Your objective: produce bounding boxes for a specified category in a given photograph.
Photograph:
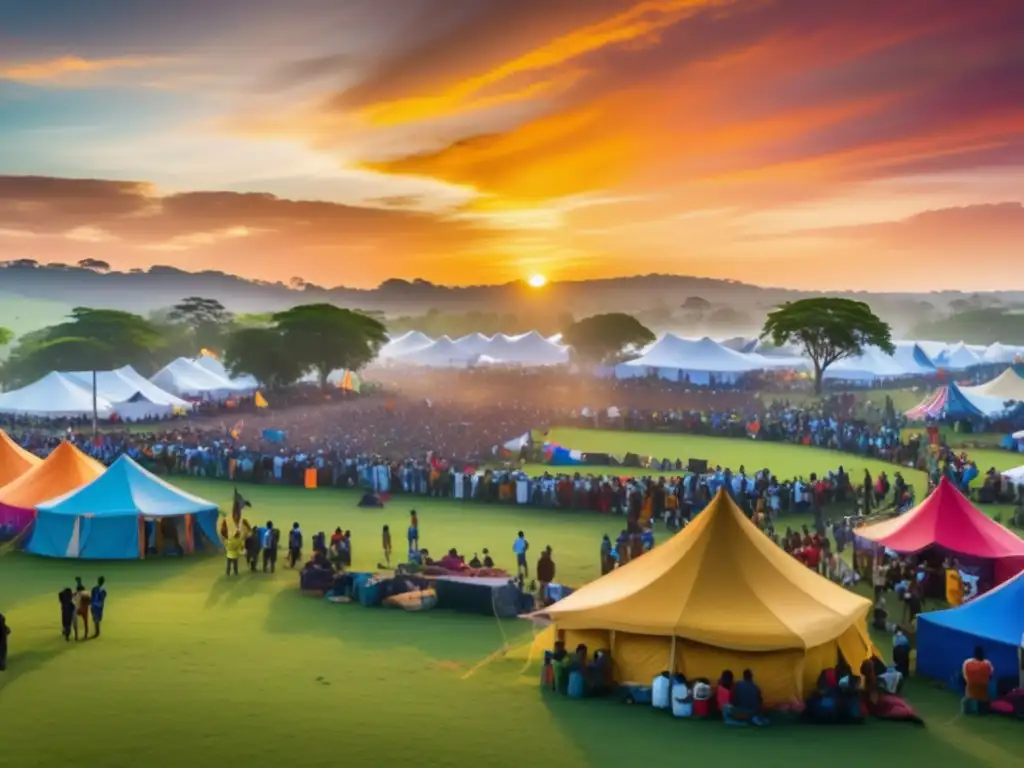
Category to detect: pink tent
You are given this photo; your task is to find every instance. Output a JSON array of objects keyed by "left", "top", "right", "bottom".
[{"left": 856, "top": 476, "right": 1024, "bottom": 586}]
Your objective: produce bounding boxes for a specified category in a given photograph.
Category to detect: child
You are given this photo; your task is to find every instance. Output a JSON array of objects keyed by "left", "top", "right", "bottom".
[
  {"left": 73, "top": 577, "right": 91, "bottom": 641},
  {"left": 90, "top": 577, "right": 107, "bottom": 638},
  {"left": 287, "top": 522, "right": 302, "bottom": 568},
  {"left": 482, "top": 548, "right": 494, "bottom": 568},
  {"left": 408, "top": 510, "right": 419, "bottom": 551},
  {"left": 382, "top": 524, "right": 392, "bottom": 566}
]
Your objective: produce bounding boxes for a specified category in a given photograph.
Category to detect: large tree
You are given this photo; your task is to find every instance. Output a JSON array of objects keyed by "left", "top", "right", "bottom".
[
  {"left": 2, "top": 308, "right": 168, "bottom": 385},
  {"left": 761, "top": 297, "right": 894, "bottom": 393},
  {"left": 167, "top": 296, "right": 235, "bottom": 353},
  {"left": 272, "top": 304, "right": 387, "bottom": 387},
  {"left": 223, "top": 327, "right": 306, "bottom": 391},
  {"left": 563, "top": 313, "right": 656, "bottom": 364}
]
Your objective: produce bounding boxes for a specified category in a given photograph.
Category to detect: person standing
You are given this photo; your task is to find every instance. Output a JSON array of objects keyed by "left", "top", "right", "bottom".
[
  {"left": 287, "top": 522, "right": 303, "bottom": 568},
  {"left": 73, "top": 577, "right": 91, "bottom": 641},
  {"left": 382, "top": 524, "right": 392, "bottom": 566},
  {"left": 58, "top": 587, "right": 75, "bottom": 641},
  {"left": 262, "top": 520, "right": 279, "bottom": 573},
  {"left": 224, "top": 530, "right": 242, "bottom": 576},
  {"left": 0, "top": 612, "right": 9, "bottom": 672},
  {"left": 408, "top": 510, "right": 419, "bottom": 552},
  {"left": 537, "top": 546, "right": 555, "bottom": 605},
  {"left": 90, "top": 577, "right": 107, "bottom": 638},
  {"left": 513, "top": 531, "right": 529, "bottom": 578}
]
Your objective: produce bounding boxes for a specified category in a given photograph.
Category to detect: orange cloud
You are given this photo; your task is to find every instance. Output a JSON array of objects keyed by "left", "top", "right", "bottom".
[{"left": 0, "top": 55, "right": 167, "bottom": 84}]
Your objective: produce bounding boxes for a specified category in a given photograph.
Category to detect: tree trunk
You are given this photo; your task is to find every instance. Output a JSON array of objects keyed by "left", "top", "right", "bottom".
[{"left": 813, "top": 363, "right": 823, "bottom": 394}]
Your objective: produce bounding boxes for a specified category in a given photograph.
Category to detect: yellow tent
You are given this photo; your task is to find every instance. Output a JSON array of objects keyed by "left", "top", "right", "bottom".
[
  {"left": 0, "top": 429, "right": 42, "bottom": 488},
  {"left": 532, "top": 489, "right": 873, "bottom": 703},
  {"left": 962, "top": 368, "right": 1024, "bottom": 400}
]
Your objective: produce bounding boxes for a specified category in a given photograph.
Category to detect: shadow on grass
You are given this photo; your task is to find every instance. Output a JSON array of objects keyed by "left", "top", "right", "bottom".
[
  {"left": 261, "top": 584, "right": 533, "bottom": 666},
  {"left": 0, "top": 641, "right": 69, "bottom": 692}
]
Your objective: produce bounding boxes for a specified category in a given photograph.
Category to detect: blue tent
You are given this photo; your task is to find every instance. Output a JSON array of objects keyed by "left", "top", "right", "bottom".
[
  {"left": 26, "top": 455, "right": 221, "bottom": 559},
  {"left": 916, "top": 569, "right": 1024, "bottom": 688}
]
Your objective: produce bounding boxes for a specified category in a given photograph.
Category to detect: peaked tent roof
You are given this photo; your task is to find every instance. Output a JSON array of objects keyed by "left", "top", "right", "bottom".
[
  {"left": 534, "top": 489, "right": 871, "bottom": 651},
  {"left": 962, "top": 368, "right": 1024, "bottom": 401},
  {"left": 892, "top": 342, "right": 937, "bottom": 373},
  {"left": 0, "top": 371, "right": 115, "bottom": 418},
  {"left": 379, "top": 331, "right": 433, "bottom": 359},
  {"left": 64, "top": 368, "right": 189, "bottom": 408},
  {"left": 493, "top": 331, "right": 570, "bottom": 365},
  {"left": 918, "top": 567, "right": 1024, "bottom": 647},
  {"left": 0, "top": 429, "right": 42, "bottom": 487},
  {"left": 981, "top": 342, "right": 1016, "bottom": 364},
  {"left": 856, "top": 476, "right": 1024, "bottom": 560},
  {"left": 392, "top": 336, "right": 475, "bottom": 366},
  {"left": 935, "top": 342, "right": 981, "bottom": 371},
  {"left": 626, "top": 335, "right": 765, "bottom": 373},
  {"left": 150, "top": 357, "right": 241, "bottom": 397},
  {"left": 824, "top": 346, "right": 911, "bottom": 380},
  {"left": 193, "top": 355, "right": 259, "bottom": 390},
  {"left": 0, "top": 441, "right": 105, "bottom": 508},
  {"left": 37, "top": 454, "right": 218, "bottom": 517},
  {"left": 452, "top": 333, "right": 494, "bottom": 356}
]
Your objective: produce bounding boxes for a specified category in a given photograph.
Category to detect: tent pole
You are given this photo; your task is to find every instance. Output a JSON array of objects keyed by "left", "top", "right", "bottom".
[
  {"left": 92, "top": 369, "right": 98, "bottom": 437},
  {"left": 669, "top": 636, "right": 676, "bottom": 675}
]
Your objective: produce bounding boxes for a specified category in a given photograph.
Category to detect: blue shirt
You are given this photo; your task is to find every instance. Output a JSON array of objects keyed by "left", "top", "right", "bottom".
[
  {"left": 513, "top": 537, "right": 528, "bottom": 555},
  {"left": 731, "top": 680, "right": 760, "bottom": 712},
  {"left": 91, "top": 586, "right": 107, "bottom": 610}
]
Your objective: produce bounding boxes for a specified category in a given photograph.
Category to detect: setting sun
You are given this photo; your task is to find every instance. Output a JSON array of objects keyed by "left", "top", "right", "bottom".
[{"left": 527, "top": 274, "right": 548, "bottom": 288}]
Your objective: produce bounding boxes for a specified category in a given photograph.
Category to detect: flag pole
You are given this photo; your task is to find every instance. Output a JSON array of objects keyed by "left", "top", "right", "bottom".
[{"left": 92, "top": 369, "right": 98, "bottom": 437}]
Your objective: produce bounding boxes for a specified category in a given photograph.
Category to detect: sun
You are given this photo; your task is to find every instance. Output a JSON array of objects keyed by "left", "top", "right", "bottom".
[{"left": 527, "top": 274, "right": 548, "bottom": 288}]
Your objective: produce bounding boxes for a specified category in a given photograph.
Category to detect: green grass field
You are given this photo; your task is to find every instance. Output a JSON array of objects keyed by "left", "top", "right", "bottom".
[{"left": 3, "top": 433, "right": 1024, "bottom": 766}]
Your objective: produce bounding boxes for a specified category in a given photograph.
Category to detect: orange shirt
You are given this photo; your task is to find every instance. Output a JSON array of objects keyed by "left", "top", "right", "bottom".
[{"left": 963, "top": 658, "right": 993, "bottom": 701}]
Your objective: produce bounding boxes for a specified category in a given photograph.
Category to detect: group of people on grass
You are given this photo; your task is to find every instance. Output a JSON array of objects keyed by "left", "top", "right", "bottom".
[{"left": 56, "top": 576, "right": 107, "bottom": 642}]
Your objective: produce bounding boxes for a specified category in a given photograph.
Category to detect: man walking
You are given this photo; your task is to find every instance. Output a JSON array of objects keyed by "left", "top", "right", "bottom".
[
  {"left": 262, "top": 520, "right": 279, "bottom": 573},
  {"left": 90, "top": 576, "right": 107, "bottom": 638}
]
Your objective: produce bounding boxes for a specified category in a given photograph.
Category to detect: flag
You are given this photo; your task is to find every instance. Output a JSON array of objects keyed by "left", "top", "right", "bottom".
[
  {"left": 340, "top": 371, "right": 353, "bottom": 391},
  {"left": 200, "top": 348, "right": 218, "bottom": 360},
  {"left": 255, "top": 392, "right": 269, "bottom": 409},
  {"left": 230, "top": 419, "right": 244, "bottom": 439}
]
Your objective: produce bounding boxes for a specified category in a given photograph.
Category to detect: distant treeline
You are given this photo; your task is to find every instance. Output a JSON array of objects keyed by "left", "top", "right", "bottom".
[{"left": 912, "top": 309, "right": 1024, "bottom": 345}]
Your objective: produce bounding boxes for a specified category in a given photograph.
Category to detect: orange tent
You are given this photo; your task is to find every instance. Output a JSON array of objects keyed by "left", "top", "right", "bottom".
[
  {"left": 0, "top": 429, "right": 42, "bottom": 488},
  {"left": 0, "top": 441, "right": 105, "bottom": 510}
]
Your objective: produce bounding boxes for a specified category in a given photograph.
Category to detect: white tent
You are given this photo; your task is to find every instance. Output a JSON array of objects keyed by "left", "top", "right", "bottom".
[
  {"left": 452, "top": 333, "right": 494, "bottom": 356},
  {"left": 149, "top": 358, "right": 244, "bottom": 400},
  {"left": 489, "top": 331, "right": 569, "bottom": 366},
  {"left": 194, "top": 354, "right": 258, "bottom": 391},
  {"left": 616, "top": 335, "right": 765, "bottom": 384},
  {"left": 0, "top": 371, "right": 115, "bottom": 418},
  {"left": 1003, "top": 466, "right": 1024, "bottom": 486},
  {"left": 391, "top": 336, "right": 476, "bottom": 368},
  {"left": 63, "top": 367, "right": 190, "bottom": 421},
  {"left": 379, "top": 331, "right": 433, "bottom": 359},
  {"left": 891, "top": 342, "right": 937, "bottom": 374},
  {"left": 823, "top": 346, "right": 914, "bottom": 382},
  {"left": 934, "top": 342, "right": 981, "bottom": 371},
  {"left": 982, "top": 343, "right": 1017, "bottom": 364}
]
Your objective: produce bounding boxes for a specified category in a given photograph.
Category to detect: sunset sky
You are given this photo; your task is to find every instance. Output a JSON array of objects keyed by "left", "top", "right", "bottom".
[{"left": 2, "top": 0, "right": 1023, "bottom": 290}]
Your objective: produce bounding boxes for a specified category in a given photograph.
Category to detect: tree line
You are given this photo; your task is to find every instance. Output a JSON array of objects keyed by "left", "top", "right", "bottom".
[
  {"left": 0, "top": 298, "right": 387, "bottom": 391},
  {"left": 0, "top": 296, "right": 894, "bottom": 396}
]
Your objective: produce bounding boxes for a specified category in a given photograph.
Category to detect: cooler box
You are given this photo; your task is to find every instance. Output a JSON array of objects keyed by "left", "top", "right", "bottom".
[{"left": 358, "top": 579, "right": 384, "bottom": 607}]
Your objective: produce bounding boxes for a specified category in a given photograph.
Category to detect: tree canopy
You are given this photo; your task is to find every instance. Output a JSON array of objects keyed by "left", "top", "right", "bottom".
[
  {"left": 272, "top": 304, "right": 387, "bottom": 387},
  {"left": 0, "top": 308, "right": 167, "bottom": 386},
  {"left": 761, "top": 297, "right": 893, "bottom": 393},
  {"left": 223, "top": 327, "right": 306, "bottom": 391},
  {"left": 0, "top": 326, "right": 12, "bottom": 348},
  {"left": 167, "top": 296, "right": 236, "bottom": 354},
  {"left": 562, "top": 313, "right": 655, "bottom": 364}
]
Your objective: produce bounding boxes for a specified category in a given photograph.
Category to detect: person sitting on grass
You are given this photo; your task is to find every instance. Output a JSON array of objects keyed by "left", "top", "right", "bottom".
[
  {"left": 725, "top": 669, "right": 768, "bottom": 726},
  {"left": 437, "top": 548, "right": 467, "bottom": 571},
  {"left": 962, "top": 646, "right": 994, "bottom": 714},
  {"left": 482, "top": 549, "right": 494, "bottom": 568},
  {"left": 715, "top": 670, "right": 734, "bottom": 715},
  {"left": 468, "top": 552, "right": 482, "bottom": 568}
]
